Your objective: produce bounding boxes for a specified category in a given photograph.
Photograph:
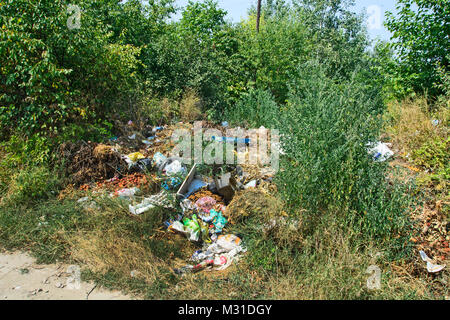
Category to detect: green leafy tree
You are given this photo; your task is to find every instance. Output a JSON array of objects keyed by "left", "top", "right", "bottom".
[
  {"left": 144, "top": 0, "right": 232, "bottom": 117},
  {"left": 0, "top": 0, "right": 145, "bottom": 138},
  {"left": 180, "top": 0, "right": 227, "bottom": 40},
  {"left": 293, "top": 0, "right": 369, "bottom": 80},
  {"left": 385, "top": 0, "right": 450, "bottom": 97}
]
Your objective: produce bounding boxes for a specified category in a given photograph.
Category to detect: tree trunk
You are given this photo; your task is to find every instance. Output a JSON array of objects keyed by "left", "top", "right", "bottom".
[{"left": 256, "top": 0, "right": 262, "bottom": 32}]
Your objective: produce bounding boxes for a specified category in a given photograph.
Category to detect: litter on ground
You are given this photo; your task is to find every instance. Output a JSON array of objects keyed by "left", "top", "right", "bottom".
[
  {"left": 367, "top": 141, "right": 394, "bottom": 162},
  {"left": 63, "top": 121, "right": 279, "bottom": 274},
  {"left": 419, "top": 250, "right": 446, "bottom": 273}
]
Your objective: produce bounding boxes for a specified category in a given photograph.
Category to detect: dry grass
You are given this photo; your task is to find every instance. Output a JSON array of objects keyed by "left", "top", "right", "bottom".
[
  {"left": 65, "top": 199, "right": 198, "bottom": 291},
  {"left": 133, "top": 89, "right": 202, "bottom": 127},
  {"left": 160, "top": 97, "right": 178, "bottom": 119},
  {"left": 386, "top": 97, "right": 449, "bottom": 155},
  {"left": 159, "top": 216, "right": 437, "bottom": 300},
  {"left": 69, "top": 230, "right": 167, "bottom": 284},
  {"left": 135, "top": 94, "right": 178, "bottom": 127},
  {"left": 179, "top": 89, "right": 202, "bottom": 122},
  {"left": 225, "top": 188, "right": 284, "bottom": 224},
  {"left": 387, "top": 98, "right": 434, "bottom": 153}
]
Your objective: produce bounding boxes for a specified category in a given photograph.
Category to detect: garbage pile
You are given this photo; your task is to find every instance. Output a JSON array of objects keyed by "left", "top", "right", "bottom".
[
  {"left": 59, "top": 141, "right": 129, "bottom": 186},
  {"left": 174, "top": 234, "right": 246, "bottom": 274},
  {"left": 59, "top": 121, "right": 277, "bottom": 275}
]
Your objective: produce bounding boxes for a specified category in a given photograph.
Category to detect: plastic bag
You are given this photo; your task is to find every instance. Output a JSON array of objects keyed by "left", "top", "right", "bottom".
[
  {"left": 168, "top": 221, "right": 188, "bottom": 236},
  {"left": 180, "top": 199, "right": 195, "bottom": 213},
  {"left": 195, "top": 197, "right": 217, "bottom": 213},
  {"left": 128, "top": 152, "right": 145, "bottom": 162},
  {"left": 419, "top": 250, "right": 446, "bottom": 273},
  {"left": 367, "top": 141, "right": 394, "bottom": 162},
  {"left": 183, "top": 215, "right": 201, "bottom": 242},
  {"left": 114, "top": 187, "right": 140, "bottom": 199},
  {"left": 210, "top": 209, "right": 227, "bottom": 233},
  {"left": 215, "top": 234, "right": 243, "bottom": 252},
  {"left": 152, "top": 152, "right": 167, "bottom": 169},
  {"left": 163, "top": 159, "right": 186, "bottom": 176}
]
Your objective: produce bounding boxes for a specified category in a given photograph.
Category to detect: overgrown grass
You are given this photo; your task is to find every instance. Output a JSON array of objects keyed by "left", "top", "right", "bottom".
[
  {"left": 0, "top": 199, "right": 85, "bottom": 263},
  {"left": 226, "top": 63, "right": 414, "bottom": 240},
  {"left": 0, "top": 178, "right": 439, "bottom": 299},
  {"left": 386, "top": 97, "right": 449, "bottom": 202},
  {"left": 0, "top": 83, "right": 446, "bottom": 300},
  {"left": 0, "top": 192, "right": 189, "bottom": 296},
  {"left": 386, "top": 97, "right": 449, "bottom": 159},
  {"left": 132, "top": 88, "right": 204, "bottom": 127}
]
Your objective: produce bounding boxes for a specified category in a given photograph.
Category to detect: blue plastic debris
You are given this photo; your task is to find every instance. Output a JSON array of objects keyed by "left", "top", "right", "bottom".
[
  {"left": 211, "top": 136, "right": 250, "bottom": 144},
  {"left": 210, "top": 209, "right": 227, "bottom": 233},
  {"left": 432, "top": 119, "right": 440, "bottom": 126},
  {"left": 185, "top": 179, "right": 207, "bottom": 198},
  {"left": 162, "top": 177, "right": 183, "bottom": 190}
]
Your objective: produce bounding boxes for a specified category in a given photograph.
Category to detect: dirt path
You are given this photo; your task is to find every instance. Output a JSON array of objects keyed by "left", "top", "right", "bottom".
[{"left": 0, "top": 251, "right": 133, "bottom": 300}]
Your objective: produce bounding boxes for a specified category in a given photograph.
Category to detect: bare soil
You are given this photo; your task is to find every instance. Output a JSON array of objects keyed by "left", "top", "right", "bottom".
[{"left": 0, "top": 251, "right": 133, "bottom": 300}]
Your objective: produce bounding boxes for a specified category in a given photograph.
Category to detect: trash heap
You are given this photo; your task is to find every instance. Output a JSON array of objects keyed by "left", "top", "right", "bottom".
[
  {"left": 59, "top": 141, "right": 129, "bottom": 186},
  {"left": 144, "top": 155, "right": 250, "bottom": 274},
  {"left": 174, "top": 234, "right": 246, "bottom": 274},
  {"left": 60, "top": 121, "right": 407, "bottom": 275},
  {"left": 60, "top": 121, "right": 277, "bottom": 275}
]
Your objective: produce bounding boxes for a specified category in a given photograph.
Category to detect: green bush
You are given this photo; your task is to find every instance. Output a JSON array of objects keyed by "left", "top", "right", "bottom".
[
  {"left": 1, "top": 135, "right": 52, "bottom": 167},
  {"left": 144, "top": 0, "right": 371, "bottom": 120},
  {"left": 274, "top": 62, "right": 411, "bottom": 238},
  {"left": 0, "top": 0, "right": 142, "bottom": 139},
  {"left": 412, "top": 136, "right": 449, "bottom": 171},
  {"left": 58, "top": 121, "right": 114, "bottom": 143},
  {"left": 225, "top": 88, "right": 279, "bottom": 128},
  {"left": 385, "top": 0, "right": 450, "bottom": 98},
  {"left": 3, "top": 166, "right": 61, "bottom": 205}
]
